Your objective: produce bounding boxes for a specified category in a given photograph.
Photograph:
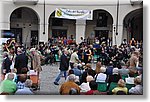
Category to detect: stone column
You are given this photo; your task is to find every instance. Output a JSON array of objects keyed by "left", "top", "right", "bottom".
[
  {"left": 76, "top": 20, "right": 86, "bottom": 44},
  {"left": 39, "top": 22, "right": 49, "bottom": 43}
]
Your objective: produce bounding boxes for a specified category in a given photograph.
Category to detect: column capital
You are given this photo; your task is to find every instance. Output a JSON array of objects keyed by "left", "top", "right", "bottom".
[{"left": 39, "top": 23, "right": 49, "bottom": 25}]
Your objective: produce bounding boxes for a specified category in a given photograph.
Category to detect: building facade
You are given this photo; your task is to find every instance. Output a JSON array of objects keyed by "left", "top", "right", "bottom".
[{"left": 0, "top": 0, "right": 143, "bottom": 47}]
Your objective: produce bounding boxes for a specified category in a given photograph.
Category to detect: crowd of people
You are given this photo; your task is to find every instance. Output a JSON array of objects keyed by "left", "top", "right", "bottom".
[{"left": 0, "top": 36, "right": 143, "bottom": 95}]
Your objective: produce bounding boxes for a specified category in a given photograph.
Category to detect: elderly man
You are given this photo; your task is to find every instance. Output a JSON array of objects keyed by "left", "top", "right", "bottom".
[
  {"left": 0, "top": 73, "right": 17, "bottom": 94},
  {"left": 54, "top": 49, "right": 70, "bottom": 85},
  {"left": 59, "top": 74, "right": 80, "bottom": 95},
  {"left": 30, "top": 48, "right": 42, "bottom": 72}
]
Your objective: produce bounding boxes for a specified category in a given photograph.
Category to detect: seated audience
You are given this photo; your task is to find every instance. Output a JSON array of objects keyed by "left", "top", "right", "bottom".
[
  {"left": 112, "top": 79, "right": 128, "bottom": 95},
  {"left": 4, "top": 68, "right": 17, "bottom": 82},
  {"left": 95, "top": 67, "right": 107, "bottom": 83},
  {"left": 15, "top": 79, "right": 34, "bottom": 95},
  {"left": 72, "top": 63, "right": 82, "bottom": 76},
  {"left": 129, "top": 76, "right": 143, "bottom": 95},
  {"left": 107, "top": 68, "right": 121, "bottom": 87},
  {"left": 80, "top": 63, "right": 96, "bottom": 84},
  {"left": 17, "top": 74, "right": 27, "bottom": 89},
  {"left": 69, "top": 88, "right": 80, "bottom": 95},
  {"left": 95, "top": 61, "right": 102, "bottom": 74},
  {"left": 0, "top": 73, "right": 17, "bottom": 94},
  {"left": 118, "top": 63, "right": 129, "bottom": 76},
  {"left": 85, "top": 80, "right": 100, "bottom": 95},
  {"left": 125, "top": 72, "right": 135, "bottom": 84},
  {"left": 105, "top": 61, "right": 114, "bottom": 75},
  {"left": 80, "top": 75, "right": 94, "bottom": 92},
  {"left": 60, "top": 74, "right": 81, "bottom": 95}
]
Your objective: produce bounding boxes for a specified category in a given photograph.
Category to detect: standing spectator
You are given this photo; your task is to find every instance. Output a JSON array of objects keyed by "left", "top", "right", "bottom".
[
  {"left": 2, "top": 52, "right": 12, "bottom": 74},
  {"left": 9, "top": 48, "right": 16, "bottom": 72},
  {"left": 30, "top": 48, "right": 42, "bottom": 73},
  {"left": 127, "top": 51, "right": 139, "bottom": 69},
  {"left": 70, "top": 49, "right": 81, "bottom": 69},
  {"left": 59, "top": 74, "right": 80, "bottom": 95},
  {"left": 54, "top": 50, "right": 70, "bottom": 85},
  {"left": 14, "top": 48, "right": 28, "bottom": 74},
  {"left": 130, "top": 38, "right": 136, "bottom": 47}
]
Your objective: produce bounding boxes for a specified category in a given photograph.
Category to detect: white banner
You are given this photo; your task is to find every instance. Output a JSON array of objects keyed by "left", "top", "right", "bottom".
[{"left": 55, "top": 8, "right": 93, "bottom": 20}]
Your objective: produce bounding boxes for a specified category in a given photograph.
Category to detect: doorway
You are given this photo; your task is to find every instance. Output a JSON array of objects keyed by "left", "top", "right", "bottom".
[
  {"left": 52, "top": 29, "right": 67, "bottom": 38},
  {"left": 31, "top": 30, "right": 38, "bottom": 47},
  {"left": 10, "top": 28, "right": 22, "bottom": 44},
  {"left": 95, "top": 30, "right": 109, "bottom": 44}
]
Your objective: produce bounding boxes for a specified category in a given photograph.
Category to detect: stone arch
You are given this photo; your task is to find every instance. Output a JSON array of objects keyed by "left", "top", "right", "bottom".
[
  {"left": 85, "top": 9, "right": 114, "bottom": 45},
  {"left": 123, "top": 8, "right": 143, "bottom": 42},
  {"left": 10, "top": 7, "right": 40, "bottom": 47}
]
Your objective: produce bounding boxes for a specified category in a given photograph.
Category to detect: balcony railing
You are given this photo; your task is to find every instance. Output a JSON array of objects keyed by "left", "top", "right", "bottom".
[{"left": 13, "top": 0, "right": 39, "bottom": 5}]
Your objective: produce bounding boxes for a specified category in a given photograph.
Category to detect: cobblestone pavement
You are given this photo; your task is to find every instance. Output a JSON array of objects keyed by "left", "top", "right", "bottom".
[{"left": 35, "top": 63, "right": 96, "bottom": 95}]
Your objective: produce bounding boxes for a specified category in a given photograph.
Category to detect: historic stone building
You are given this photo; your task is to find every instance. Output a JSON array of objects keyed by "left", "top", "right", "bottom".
[{"left": 0, "top": 0, "right": 143, "bottom": 47}]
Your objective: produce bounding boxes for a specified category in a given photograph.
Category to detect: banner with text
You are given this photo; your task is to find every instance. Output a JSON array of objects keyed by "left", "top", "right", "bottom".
[{"left": 55, "top": 8, "right": 93, "bottom": 20}]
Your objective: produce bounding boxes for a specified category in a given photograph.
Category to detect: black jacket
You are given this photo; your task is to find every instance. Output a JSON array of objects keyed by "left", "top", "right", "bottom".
[
  {"left": 2, "top": 57, "right": 12, "bottom": 73},
  {"left": 14, "top": 53, "right": 28, "bottom": 74},
  {"left": 59, "top": 54, "right": 69, "bottom": 71}
]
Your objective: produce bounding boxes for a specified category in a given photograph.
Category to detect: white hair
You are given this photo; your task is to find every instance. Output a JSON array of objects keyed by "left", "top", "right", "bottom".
[{"left": 68, "top": 74, "right": 76, "bottom": 82}]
